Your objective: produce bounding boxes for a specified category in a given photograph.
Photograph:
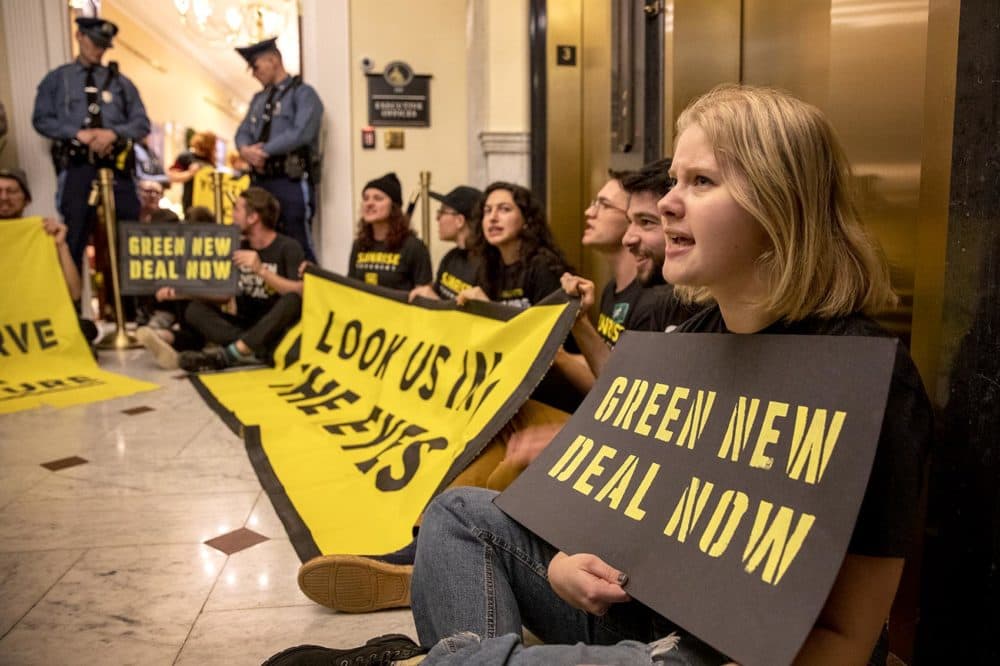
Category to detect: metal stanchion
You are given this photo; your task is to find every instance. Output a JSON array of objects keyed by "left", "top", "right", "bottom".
[
  {"left": 91, "top": 168, "right": 140, "bottom": 350},
  {"left": 419, "top": 171, "right": 431, "bottom": 242},
  {"left": 212, "top": 170, "right": 225, "bottom": 224}
]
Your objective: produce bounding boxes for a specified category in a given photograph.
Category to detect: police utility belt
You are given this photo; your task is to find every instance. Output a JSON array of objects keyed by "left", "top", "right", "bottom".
[
  {"left": 51, "top": 137, "right": 134, "bottom": 174},
  {"left": 259, "top": 146, "right": 313, "bottom": 181}
]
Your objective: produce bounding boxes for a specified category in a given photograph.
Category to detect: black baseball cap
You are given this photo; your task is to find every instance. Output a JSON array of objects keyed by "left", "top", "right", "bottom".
[
  {"left": 429, "top": 186, "right": 483, "bottom": 219},
  {"left": 76, "top": 17, "right": 118, "bottom": 48}
]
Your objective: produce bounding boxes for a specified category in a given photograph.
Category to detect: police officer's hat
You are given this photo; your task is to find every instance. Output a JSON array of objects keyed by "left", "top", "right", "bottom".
[
  {"left": 236, "top": 37, "right": 280, "bottom": 66},
  {"left": 75, "top": 17, "right": 118, "bottom": 48}
]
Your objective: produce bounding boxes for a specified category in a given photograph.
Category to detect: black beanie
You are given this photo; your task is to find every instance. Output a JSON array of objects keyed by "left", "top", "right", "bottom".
[{"left": 363, "top": 172, "right": 402, "bottom": 207}]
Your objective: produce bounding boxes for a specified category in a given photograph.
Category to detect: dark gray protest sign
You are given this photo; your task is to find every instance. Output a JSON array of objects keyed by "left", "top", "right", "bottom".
[
  {"left": 119, "top": 222, "right": 240, "bottom": 296},
  {"left": 495, "top": 331, "right": 897, "bottom": 666}
]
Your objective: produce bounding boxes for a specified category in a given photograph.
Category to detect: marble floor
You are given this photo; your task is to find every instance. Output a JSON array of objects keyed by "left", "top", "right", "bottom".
[{"left": 0, "top": 349, "right": 416, "bottom": 665}]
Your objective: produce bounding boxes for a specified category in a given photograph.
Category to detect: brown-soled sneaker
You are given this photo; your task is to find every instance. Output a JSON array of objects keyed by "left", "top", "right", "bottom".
[
  {"left": 262, "top": 633, "right": 425, "bottom": 665},
  {"left": 136, "top": 326, "right": 179, "bottom": 370},
  {"left": 298, "top": 554, "right": 413, "bottom": 613}
]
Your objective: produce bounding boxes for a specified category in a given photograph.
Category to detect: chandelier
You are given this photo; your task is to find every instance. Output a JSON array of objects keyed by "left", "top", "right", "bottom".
[{"left": 173, "top": 0, "right": 297, "bottom": 47}]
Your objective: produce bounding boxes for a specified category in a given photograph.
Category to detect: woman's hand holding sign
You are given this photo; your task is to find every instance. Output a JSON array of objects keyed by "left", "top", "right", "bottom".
[{"left": 547, "top": 551, "right": 631, "bottom": 616}]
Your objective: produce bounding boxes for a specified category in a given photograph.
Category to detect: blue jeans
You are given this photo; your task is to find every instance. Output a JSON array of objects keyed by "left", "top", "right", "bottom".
[{"left": 412, "top": 488, "right": 730, "bottom": 665}]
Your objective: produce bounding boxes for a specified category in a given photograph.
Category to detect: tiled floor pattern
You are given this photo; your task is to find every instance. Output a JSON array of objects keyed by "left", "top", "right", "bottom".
[{"left": 0, "top": 349, "right": 416, "bottom": 664}]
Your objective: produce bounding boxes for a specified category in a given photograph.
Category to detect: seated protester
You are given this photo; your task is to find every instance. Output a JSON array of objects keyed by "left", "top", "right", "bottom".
[
  {"left": 408, "top": 185, "right": 483, "bottom": 302},
  {"left": 132, "top": 198, "right": 180, "bottom": 327},
  {"left": 561, "top": 159, "right": 699, "bottom": 388},
  {"left": 456, "top": 182, "right": 570, "bottom": 309},
  {"left": 136, "top": 205, "right": 218, "bottom": 361},
  {"left": 269, "top": 85, "right": 933, "bottom": 666},
  {"left": 348, "top": 172, "right": 433, "bottom": 292},
  {"left": 177, "top": 186, "right": 303, "bottom": 371},
  {"left": 553, "top": 167, "right": 638, "bottom": 392},
  {"left": 137, "top": 179, "right": 167, "bottom": 222},
  {"left": 458, "top": 181, "right": 580, "bottom": 411},
  {"left": 0, "top": 167, "right": 97, "bottom": 345}
]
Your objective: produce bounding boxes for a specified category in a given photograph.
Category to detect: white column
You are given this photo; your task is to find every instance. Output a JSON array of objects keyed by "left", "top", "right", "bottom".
[
  {"left": 300, "top": 0, "right": 354, "bottom": 272},
  {"left": 479, "top": 131, "right": 531, "bottom": 186},
  {"left": 1, "top": 0, "right": 71, "bottom": 218},
  {"left": 467, "top": 0, "right": 532, "bottom": 187}
]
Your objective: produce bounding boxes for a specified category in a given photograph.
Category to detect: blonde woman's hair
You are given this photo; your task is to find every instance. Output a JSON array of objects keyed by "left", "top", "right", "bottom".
[{"left": 674, "top": 84, "right": 896, "bottom": 320}]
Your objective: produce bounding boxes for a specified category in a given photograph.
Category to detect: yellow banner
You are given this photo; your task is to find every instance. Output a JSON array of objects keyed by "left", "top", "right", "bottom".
[
  {"left": 191, "top": 166, "right": 250, "bottom": 224},
  {"left": 195, "top": 268, "right": 578, "bottom": 559},
  {"left": 1, "top": 218, "right": 158, "bottom": 414}
]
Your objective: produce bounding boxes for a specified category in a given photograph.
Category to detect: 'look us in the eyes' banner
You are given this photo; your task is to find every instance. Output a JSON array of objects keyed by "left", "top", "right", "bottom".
[
  {"left": 192, "top": 267, "right": 578, "bottom": 561},
  {"left": 496, "top": 331, "right": 899, "bottom": 666}
]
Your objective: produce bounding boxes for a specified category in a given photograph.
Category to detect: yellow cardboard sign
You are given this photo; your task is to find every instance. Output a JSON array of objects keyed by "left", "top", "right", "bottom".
[
  {"left": 195, "top": 269, "right": 578, "bottom": 558},
  {"left": 191, "top": 167, "right": 250, "bottom": 224},
  {"left": 1, "top": 218, "right": 158, "bottom": 414}
]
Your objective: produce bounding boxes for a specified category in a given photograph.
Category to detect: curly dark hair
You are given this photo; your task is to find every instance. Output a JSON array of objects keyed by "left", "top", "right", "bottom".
[
  {"left": 354, "top": 202, "right": 413, "bottom": 252},
  {"left": 468, "top": 182, "right": 571, "bottom": 299}
]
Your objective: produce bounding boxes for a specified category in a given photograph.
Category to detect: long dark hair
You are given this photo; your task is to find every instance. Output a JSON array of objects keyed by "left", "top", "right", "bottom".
[
  {"left": 468, "top": 182, "right": 571, "bottom": 299},
  {"left": 355, "top": 202, "right": 413, "bottom": 252}
]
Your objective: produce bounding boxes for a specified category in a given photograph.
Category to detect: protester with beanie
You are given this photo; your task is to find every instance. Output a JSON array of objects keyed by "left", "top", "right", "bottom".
[{"left": 348, "top": 172, "right": 432, "bottom": 291}]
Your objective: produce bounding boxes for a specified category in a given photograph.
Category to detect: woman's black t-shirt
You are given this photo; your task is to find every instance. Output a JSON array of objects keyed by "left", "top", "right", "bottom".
[
  {"left": 434, "top": 247, "right": 481, "bottom": 299},
  {"left": 677, "top": 305, "right": 932, "bottom": 557},
  {"left": 495, "top": 252, "right": 564, "bottom": 309},
  {"left": 348, "top": 234, "right": 433, "bottom": 292},
  {"left": 630, "top": 285, "right": 702, "bottom": 334}
]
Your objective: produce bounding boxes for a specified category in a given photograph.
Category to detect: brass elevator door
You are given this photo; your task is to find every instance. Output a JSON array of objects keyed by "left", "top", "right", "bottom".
[{"left": 540, "top": 0, "right": 928, "bottom": 343}]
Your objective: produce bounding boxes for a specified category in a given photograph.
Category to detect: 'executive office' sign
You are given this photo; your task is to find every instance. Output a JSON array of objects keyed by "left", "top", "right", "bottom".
[{"left": 366, "top": 61, "right": 431, "bottom": 127}]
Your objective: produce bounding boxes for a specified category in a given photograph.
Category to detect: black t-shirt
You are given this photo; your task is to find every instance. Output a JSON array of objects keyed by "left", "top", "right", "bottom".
[
  {"left": 496, "top": 252, "right": 564, "bottom": 309},
  {"left": 434, "top": 247, "right": 480, "bottom": 299},
  {"left": 596, "top": 279, "right": 645, "bottom": 347},
  {"left": 237, "top": 233, "right": 304, "bottom": 323},
  {"left": 631, "top": 285, "right": 702, "bottom": 334},
  {"left": 348, "top": 234, "right": 433, "bottom": 292},
  {"left": 677, "top": 305, "right": 932, "bottom": 557}
]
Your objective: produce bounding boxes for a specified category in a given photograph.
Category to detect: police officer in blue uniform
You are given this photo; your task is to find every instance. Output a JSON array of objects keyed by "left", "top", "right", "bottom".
[
  {"left": 235, "top": 37, "right": 323, "bottom": 262},
  {"left": 32, "top": 17, "right": 150, "bottom": 269}
]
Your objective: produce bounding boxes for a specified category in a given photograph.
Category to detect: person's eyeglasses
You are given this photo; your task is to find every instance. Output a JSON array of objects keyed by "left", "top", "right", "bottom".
[
  {"left": 589, "top": 198, "right": 628, "bottom": 215},
  {"left": 436, "top": 208, "right": 459, "bottom": 217},
  {"left": 139, "top": 189, "right": 161, "bottom": 196}
]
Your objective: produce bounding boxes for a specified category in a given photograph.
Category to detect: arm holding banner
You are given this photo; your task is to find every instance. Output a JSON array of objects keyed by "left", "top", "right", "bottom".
[
  {"left": 408, "top": 284, "right": 440, "bottom": 302},
  {"left": 42, "top": 218, "right": 81, "bottom": 300},
  {"left": 552, "top": 347, "right": 596, "bottom": 393},
  {"left": 561, "top": 273, "right": 612, "bottom": 378},
  {"left": 456, "top": 286, "right": 490, "bottom": 306}
]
